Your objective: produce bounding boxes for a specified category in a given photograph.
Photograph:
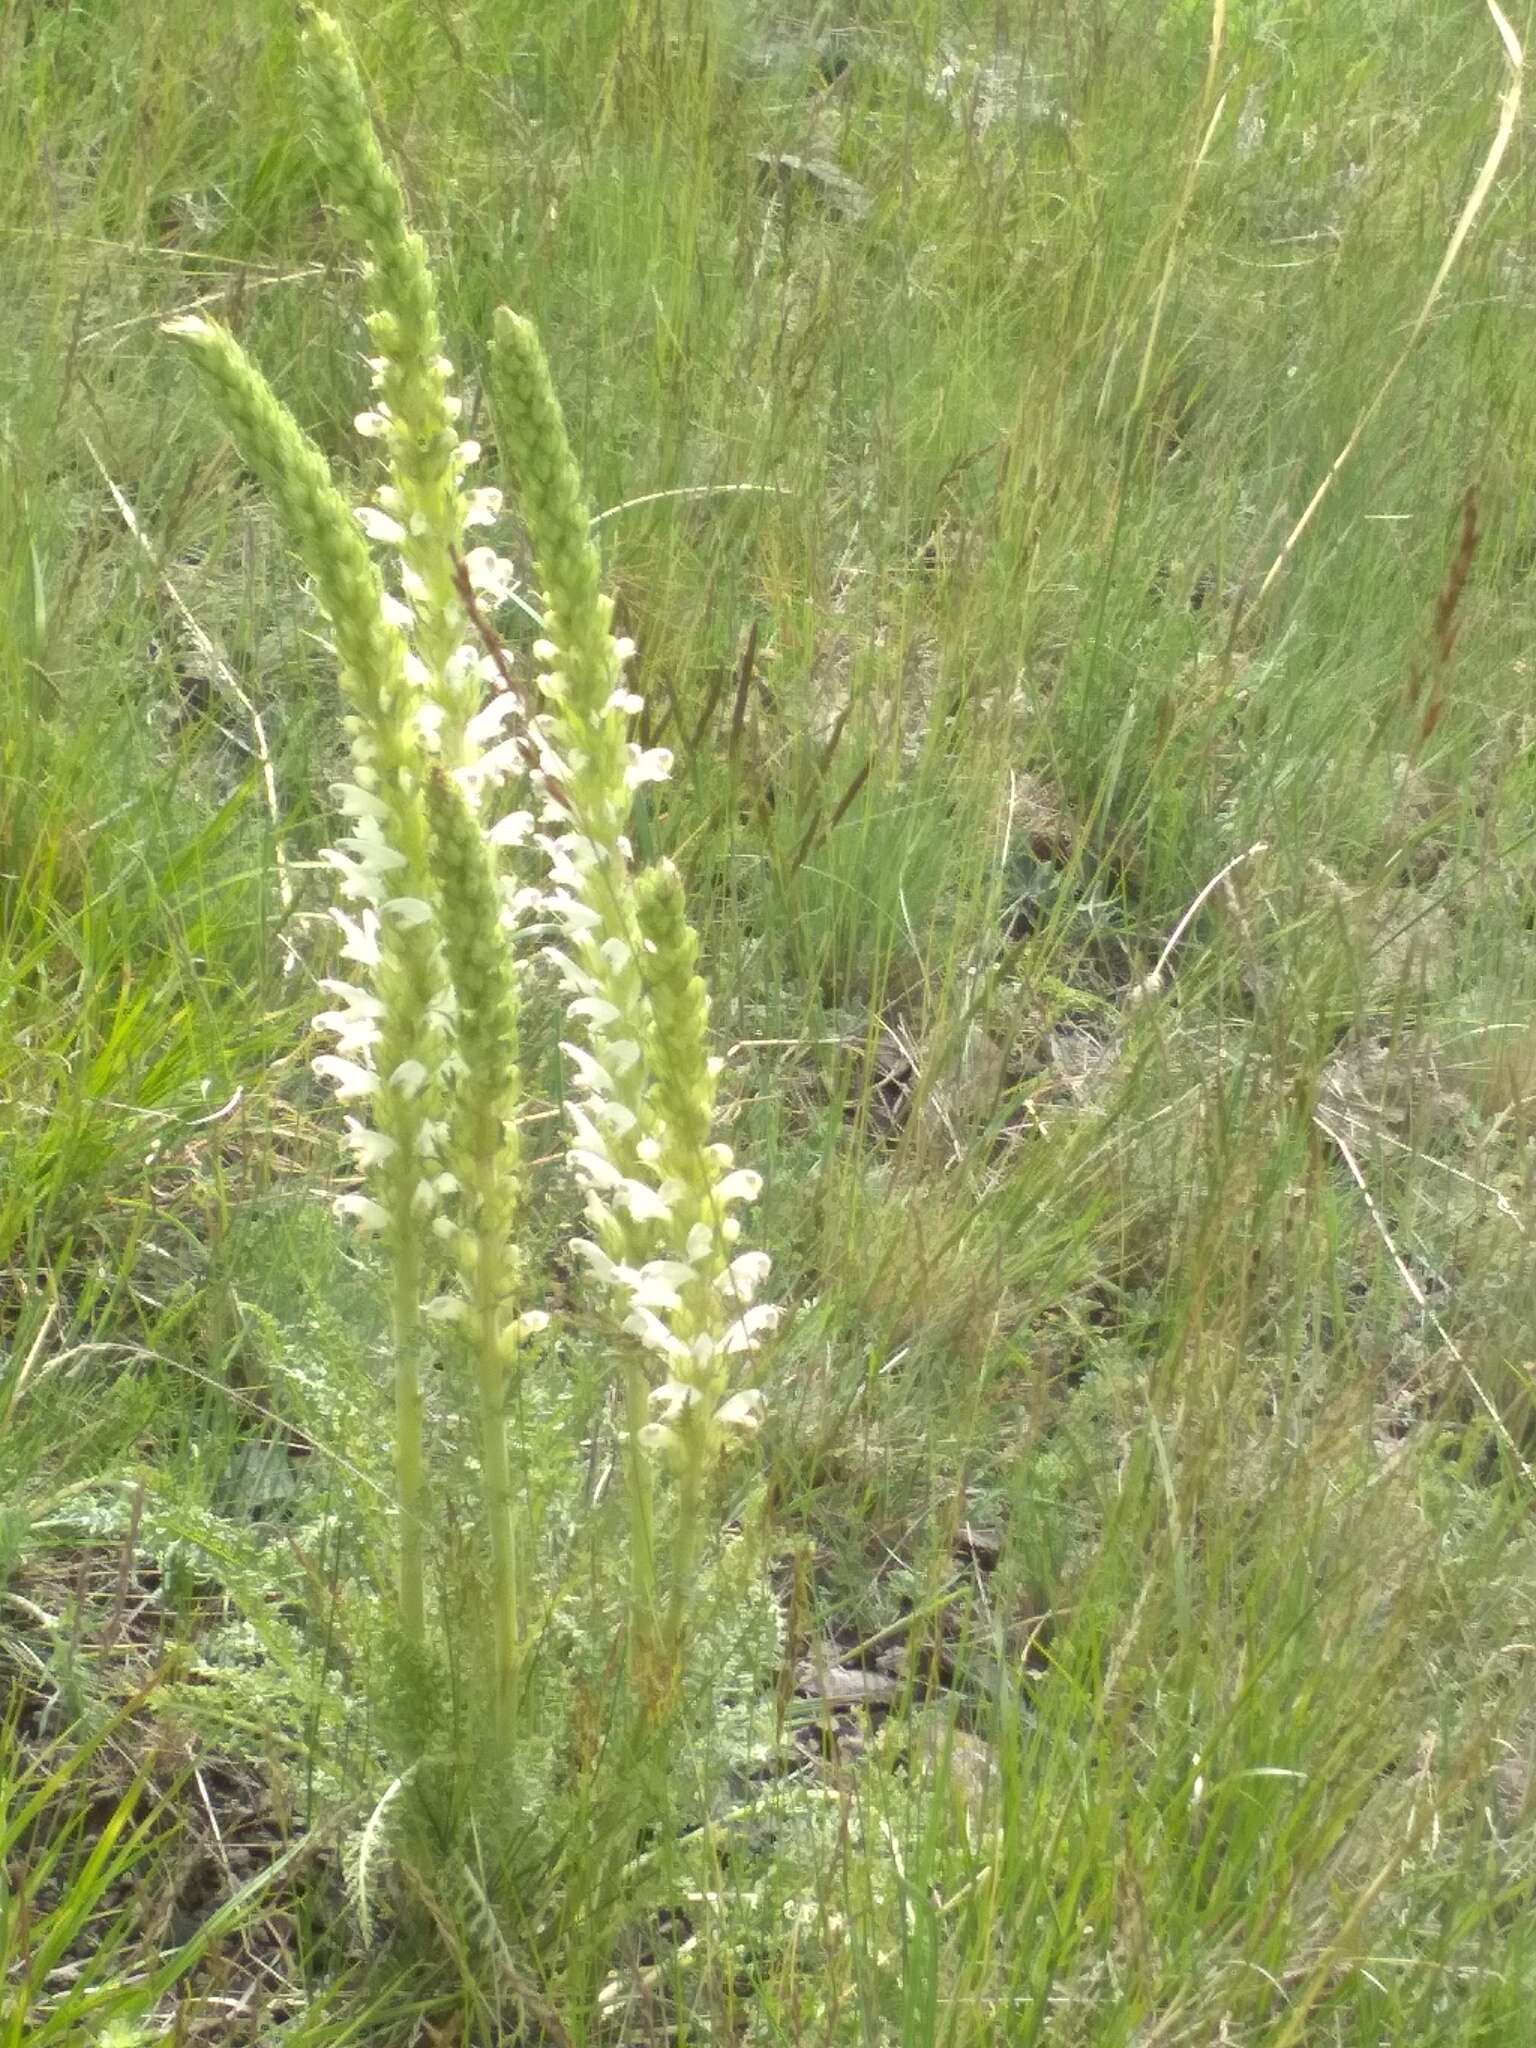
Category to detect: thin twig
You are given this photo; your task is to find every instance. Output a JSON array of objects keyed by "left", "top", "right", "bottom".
[
  {"left": 589, "top": 482, "right": 790, "bottom": 530},
  {"left": 1132, "top": 841, "right": 1268, "bottom": 1002},
  {"left": 82, "top": 266, "right": 328, "bottom": 346}
]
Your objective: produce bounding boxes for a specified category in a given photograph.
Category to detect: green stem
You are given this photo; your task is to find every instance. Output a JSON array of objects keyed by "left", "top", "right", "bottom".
[
  {"left": 622, "top": 1358, "right": 661, "bottom": 1700},
  {"left": 468, "top": 1108, "right": 523, "bottom": 1745},
  {"left": 392, "top": 1231, "right": 426, "bottom": 1656},
  {"left": 662, "top": 1448, "right": 706, "bottom": 1704}
]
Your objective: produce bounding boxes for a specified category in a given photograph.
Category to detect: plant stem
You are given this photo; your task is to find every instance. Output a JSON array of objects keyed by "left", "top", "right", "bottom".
[
  {"left": 623, "top": 1357, "right": 661, "bottom": 1699},
  {"left": 392, "top": 1232, "right": 427, "bottom": 1656}
]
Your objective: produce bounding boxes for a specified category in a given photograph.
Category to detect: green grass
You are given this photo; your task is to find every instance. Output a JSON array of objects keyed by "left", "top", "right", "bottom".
[{"left": 6, "top": 0, "right": 1536, "bottom": 2038}]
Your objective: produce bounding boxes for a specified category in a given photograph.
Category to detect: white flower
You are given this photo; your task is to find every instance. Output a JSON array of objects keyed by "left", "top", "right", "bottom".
[
  {"left": 649, "top": 1380, "right": 703, "bottom": 1421},
  {"left": 463, "top": 546, "right": 517, "bottom": 605},
  {"left": 716, "top": 1168, "right": 764, "bottom": 1206},
  {"left": 624, "top": 747, "right": 673, "bottom": 789},
  {"left": 629, "top": 1259, "right": 696, "bottom": 1310},
  {"left": 413, "top": 698, "right": 447, "bottom": 745},
  {"left": 330, "top": 906, "right": 383, "bottom": 969},
  {"left": 623, "top": 1305, "right": 689, "bottom": 1364},
  {"left": 465, "top": 695, "right": 521, "bottom": 748},
  {"left": 605, "top": 1038, "right": 642, "bottom": 1077},
  {"left": 548, "top": 890, "right": 605, "bottom": 933},
  {"left": 569, "top": 1146, "right": 624, "bottom": 1192},
  {"left": 486, "top": 809, "right": 535, "bottom": 849},
  {"left": 342, "top": 1116, "right": 396, "bottom": 1168},
  {"left": 388, "top": 1057, "right": 431, "bottom": 1099},
  {"left": 619, "top": 1180, "right": 673, "bottom": 1224},
  {"left": 467, "top": 737, "right": 531, "bottom": 783},
  {"left": 715, "top": 1389, "right": 765, "bottom": 1436},
  {"left": 723, "top": 1304, "right": 781, "bottom": 1353},
  {"left": 315, "top": 983, "right": 385, "bottom": 1056},
  {"left": 356, "top": 504, "right": 407, "bottom": 544},
  {"left": 380, "top": 895, "right": 435, "bottom": 928},
  {"left": 354, "top": 408, "right": 391, "bottom": 438},
  {"left": 724, "top": 1250, "right": 772, "bottom": 1301},
  {"left": 332, "top": 781, "right": 391, "bottom": 822},
  {"left": 314, "top": 1055, "right": 379, "bottom": 1099},
  {"left": 562, "top": 1043, "right": 617, "bottom": 1096},
  {"left": 334, "top": 1192, "right": 390, "bottom": 1233},
  {"left": 571, "top": 1237, "right": 618, "bottom": 1285},
  {"left": 569, "top": 995, "right": 622, "bottom": 1028}
]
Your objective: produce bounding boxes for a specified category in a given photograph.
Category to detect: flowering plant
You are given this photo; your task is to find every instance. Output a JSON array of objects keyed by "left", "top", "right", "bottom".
[{"left": 166, "top": 7, "right": 777, "bottom": 1820}]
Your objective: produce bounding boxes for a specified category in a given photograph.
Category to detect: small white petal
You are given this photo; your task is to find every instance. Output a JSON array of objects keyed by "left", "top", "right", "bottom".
[
  {"left": 633, "top": 1259, "right": 696, "bottom": 1309},
  {"left": 571, "top": 1238, "right": 619, "bottom": 1284},
  {"left": 471, "top": 737, "right": 532, "bottom": 782},
  {"left": 619, "top": 1180, "right": 673, "bottom": 1225},
  {"left": 465, "top": 695, "right": 520, "bottom": 748},
  {"left": 331, "top": 781, "right": 391, "bottom": 822},
  {"left": 569, "top": 1146, "right": 625, "bottom": 1192},
  {"left": 380, "top": 896, "right": 436, "bottom": 928},
  {"left": 342, "top": 1116, "right": 397, "bottom": 1167},
  {"left": 561, "top": 1043, "right": 617, "bottom": 1096},
  {"left": 354, "top": 409, "right": 391, "bottom": 439},
  {"left": 389, "top": 1058, "right": 431, "bottom": 1099},
  {"left": 595, "top": 1100, "right": 638, "bottom": 1139},
  {"left": 625, "top": 747, "right": 672, "bottom": 789},
  {"left": 465, "top": 489, "right": 502, "bottom": 529},
  {"left": 649, "top": 1380, "right": 703, "bottom": 1421},
  {"left": 314, "top": 1055, "right": 379, "bottom": 1099},
  {"left": 334, "top": 1192, "right": 390, "bottom": 1233},
  {"left": 569, "top": 996, "right": 622, "bottom": 1028},
  {"left": 716, "top": 1168, "right": 763, "bottom": 1205},
  {"left": 413, "top": 699, "right": 447, "bottom": 747},
  {"left": 356, "top": 505, "right": 407, "bottom": 544},
  {"left": 686, "top": 1223, "right": 714, "bottom": 1263},
  {"left": 623, "top": 1305, "right": 689, "bottom": 1362},
  {"left": 464, "top": 546, "right": 515, "bottom": 604},
  {"left": 715, "top": 1389, "right": 765, "bottom": 1436},
  {"left": 487, "top": 809, "right": 535, "bottom": 849},
  {"left": 724, "top": 1251, "right": 772, "bottom": 1300},
  {"left": 723, "top": 1304, "right": 781, "bottom": 1352},
  {"left": 380, "top": 591, "right": 413, "bottom": 632}
]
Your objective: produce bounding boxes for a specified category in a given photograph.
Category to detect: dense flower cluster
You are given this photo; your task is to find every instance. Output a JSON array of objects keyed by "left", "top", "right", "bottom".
[{"left": 489, "top": 309, "right": 779, "bottom": 1482}]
